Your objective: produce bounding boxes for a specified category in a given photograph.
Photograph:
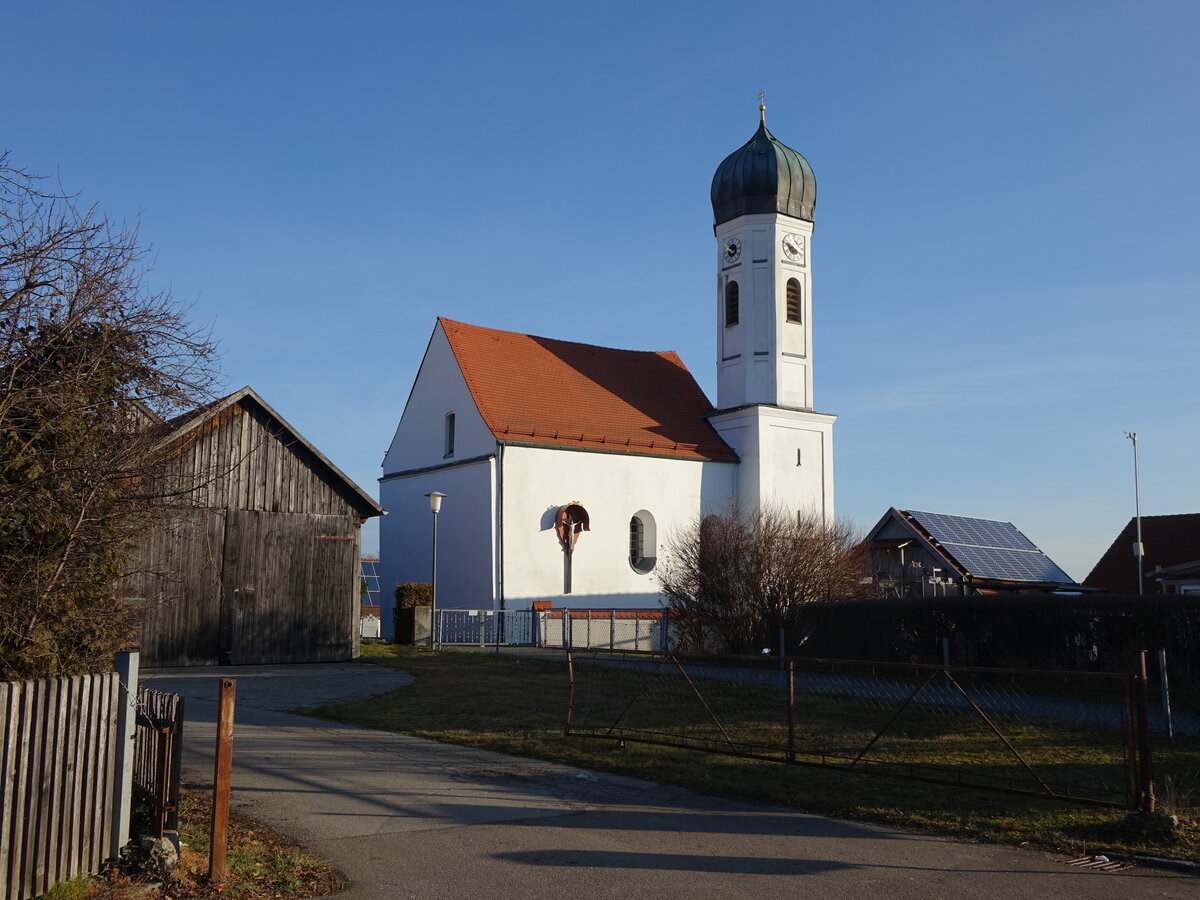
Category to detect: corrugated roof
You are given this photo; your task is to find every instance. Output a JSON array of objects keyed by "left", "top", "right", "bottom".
[
  {"left": 1083, "top": 513, "right": 1200, "bottom": 593},
  {"left": 439, "top": 318, "right": 737, "bottom": 463}
]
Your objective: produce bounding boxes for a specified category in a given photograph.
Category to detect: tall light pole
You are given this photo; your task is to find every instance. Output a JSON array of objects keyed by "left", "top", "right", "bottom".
[
  {"left": 425, "top": 491, "right": 446, "bottom": 647},
  {"left": 1123, "top": 432, "right": 1144, "bottom": 595}
]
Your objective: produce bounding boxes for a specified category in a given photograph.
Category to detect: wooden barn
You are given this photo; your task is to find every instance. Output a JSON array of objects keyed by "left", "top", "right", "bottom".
[{"left": 128, "top": 386, "right": 383, "bottom": 666}]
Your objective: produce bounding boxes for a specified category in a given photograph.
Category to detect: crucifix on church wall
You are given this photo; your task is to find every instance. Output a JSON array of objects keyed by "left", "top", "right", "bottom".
[{"left": 554, "top": 501, "right": 590, "bottom": 594}]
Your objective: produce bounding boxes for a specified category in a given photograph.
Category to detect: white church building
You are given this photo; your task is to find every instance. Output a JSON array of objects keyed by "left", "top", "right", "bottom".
[{"left": 378, "top": 110, "right": 836, "bottom": 634}]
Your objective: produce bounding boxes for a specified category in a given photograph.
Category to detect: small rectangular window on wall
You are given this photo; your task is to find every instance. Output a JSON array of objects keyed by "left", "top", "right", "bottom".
[{"left": 444, "top": 412, "right": 455, "bottom": 457}]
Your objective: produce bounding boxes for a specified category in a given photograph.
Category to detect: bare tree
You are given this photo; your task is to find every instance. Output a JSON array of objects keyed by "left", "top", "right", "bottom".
[
  {"left": 658, "top": 507, "right": 865, "bottom": 655},
  {"left": 0, "top": 153, "right": 218, "bottom": 678}
]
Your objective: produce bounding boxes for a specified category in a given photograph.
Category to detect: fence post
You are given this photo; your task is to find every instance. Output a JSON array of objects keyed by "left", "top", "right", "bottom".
[
  {"left": 610, "top": 610, "right": 616, "bottom": 651},
  {"left": 1133, "top": 650, "right": 1156, "bottom": 813},
  {"left": 661, "top": 609, "right": 670, "bottom": 653},
  {"left": 563, "top": 609, "right": 571, "bottom": 650},
  {"left": 1158, "top": 648, "right": 1173, "bottom": 740},
  {"left": 786, "top": 660, "right": 796, "bottom": 763},
  {"left": 209, "top": 678, "right": 237, "bottom": 881},
  {"left": 634, "top": 610, "right": 641, "bottom": 651},
  {"left": 110, "top": 650, "right": 139, "bottom": 861}
]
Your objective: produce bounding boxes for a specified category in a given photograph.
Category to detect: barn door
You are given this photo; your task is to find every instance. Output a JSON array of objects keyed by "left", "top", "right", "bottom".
[
  {"left": 219, "top": 508, "right": 316, "bottom": 665},
  {"left": 311, "top": 515, "right": 359, "bottom": 661}
]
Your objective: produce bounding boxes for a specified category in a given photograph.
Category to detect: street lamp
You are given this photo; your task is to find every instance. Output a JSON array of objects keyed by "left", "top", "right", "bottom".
[
  {"left": 425, "top": 492, "right": 446, "bottom": 647},
  {"left": 1123, "top": 432, "right": 1144, "bottom": 595}
]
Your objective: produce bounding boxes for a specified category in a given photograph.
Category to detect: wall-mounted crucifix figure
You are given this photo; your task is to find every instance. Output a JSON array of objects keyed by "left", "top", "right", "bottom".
[{"left": 554, "top": 501, "right": 590, "bottom": 594}]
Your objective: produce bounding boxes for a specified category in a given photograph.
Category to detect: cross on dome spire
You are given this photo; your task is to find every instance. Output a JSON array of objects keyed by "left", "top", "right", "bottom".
[{"left": 758, "top": 90, "right": 766, "bottom": 123}]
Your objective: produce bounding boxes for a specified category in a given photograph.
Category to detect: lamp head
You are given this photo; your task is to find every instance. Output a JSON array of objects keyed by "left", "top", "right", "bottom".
[{"left": 425, "top": 491, "right": 446, "bottom": 514}]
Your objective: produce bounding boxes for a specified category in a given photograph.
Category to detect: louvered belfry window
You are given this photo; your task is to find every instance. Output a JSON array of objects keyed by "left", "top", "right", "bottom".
[
  {"left": 725, "top": 281, "right": 739, "bottom": 327},
  {"left": 786, "top": 278, "right": 802, "bottom": 323}
]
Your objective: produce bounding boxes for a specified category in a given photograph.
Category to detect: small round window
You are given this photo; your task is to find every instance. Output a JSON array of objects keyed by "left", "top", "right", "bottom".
[{"left": 629, "top": 510, "right": 657, "bottom": 574}]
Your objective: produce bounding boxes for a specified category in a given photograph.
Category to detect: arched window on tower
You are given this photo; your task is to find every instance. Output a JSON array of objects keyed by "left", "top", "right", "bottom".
[
  {"left": 629, "top": 510, "right": 657, "bottom": 574},
  {"left": 444, "top": 412, "right": 455, "bottom": 458},
  {"left": 725, "top": 281, "right": 739, "bottom": 327},
  {"left": 786, "top": 278, "right": 802, "bottom": 324}
]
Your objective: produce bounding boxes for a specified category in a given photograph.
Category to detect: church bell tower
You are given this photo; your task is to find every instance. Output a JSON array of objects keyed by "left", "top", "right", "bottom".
[{"left": 708, "top": 103, "right": 837, "bottom": 521}]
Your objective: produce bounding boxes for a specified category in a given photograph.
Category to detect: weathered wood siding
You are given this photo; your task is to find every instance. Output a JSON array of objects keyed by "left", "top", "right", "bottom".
[
  {"left": 159, "top": 402, "right": 362, "bottom": 515},
  {"left": 132, "top": 396, "right": 367, "bottom": 666}
]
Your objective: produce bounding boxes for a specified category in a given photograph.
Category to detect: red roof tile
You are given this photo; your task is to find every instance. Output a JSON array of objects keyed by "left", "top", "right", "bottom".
[
  {"left": 1083, "top": 513, "right": 1200, "bottom": 593},
  {"left": 439, "top": 318, "right": 737, "bottom": 463}
]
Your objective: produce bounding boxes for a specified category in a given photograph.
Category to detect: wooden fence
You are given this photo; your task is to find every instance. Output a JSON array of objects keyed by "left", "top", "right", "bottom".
[
  {"left": 0, "top": 673, "right": 120, "bottom": 900},
  {"left": 133, "top": 687, "right": 184, "bottom": 839}
]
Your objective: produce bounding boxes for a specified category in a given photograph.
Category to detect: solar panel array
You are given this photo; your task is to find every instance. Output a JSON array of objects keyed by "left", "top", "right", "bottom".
[{"left": 905, "top": 510, "right": 1073, "bottom": 584}]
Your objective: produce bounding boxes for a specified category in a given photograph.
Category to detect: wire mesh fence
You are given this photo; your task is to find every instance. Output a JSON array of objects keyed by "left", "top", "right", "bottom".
[{"left": 565, "top": 650, "right": 1174, "bottom": 810}]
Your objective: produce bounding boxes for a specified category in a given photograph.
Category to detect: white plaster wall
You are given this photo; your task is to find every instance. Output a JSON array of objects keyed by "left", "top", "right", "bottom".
[
  {"left": 382, "top": 322, "right": 494, "bottom": 474},
  {"left": 714, "top": 214, "right": 815, "bottom": 411},
  {"left": 378, "top": 456, "right": 496, "bottom": 636},
  {"left": 712, "top": 406, "right": 835, "bottom": 522},
  {"left": 499, "top": 445, "right": 736, "bottom": 610}
]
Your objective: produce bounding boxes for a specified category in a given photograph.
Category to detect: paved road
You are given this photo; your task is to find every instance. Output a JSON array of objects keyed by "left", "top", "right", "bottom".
[{"left": 142, "top": 663, "right": 1197, "bottom": 899}]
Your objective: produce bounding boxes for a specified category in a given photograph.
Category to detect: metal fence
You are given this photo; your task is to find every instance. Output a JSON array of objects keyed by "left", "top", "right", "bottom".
[
  {"left": 433, "top": 608, "right": 669, "bottom": 652},
  {"left": 0, "top": 673, "right": 120, "bottom": 900},
  {"left": 133, "top": 687, "right": 184, "bottom": 840},
  {"left": 565, "top": 650, "right": 1178, "bottom": 811}
]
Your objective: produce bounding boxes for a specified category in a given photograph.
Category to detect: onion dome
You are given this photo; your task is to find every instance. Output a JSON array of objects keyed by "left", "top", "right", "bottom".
[{"left": 711, "top": 109, "right": 816, "bottom": 226}]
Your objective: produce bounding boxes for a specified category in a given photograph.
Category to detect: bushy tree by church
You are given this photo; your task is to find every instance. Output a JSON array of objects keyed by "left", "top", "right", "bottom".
[{"left": 0, "top": 154, "right": 217, "bottom": 678}]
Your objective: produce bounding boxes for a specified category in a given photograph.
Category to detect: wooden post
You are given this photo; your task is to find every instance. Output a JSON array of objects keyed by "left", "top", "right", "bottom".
[{"left": 209, "top": 678, "right": 236, "bottom": 881}]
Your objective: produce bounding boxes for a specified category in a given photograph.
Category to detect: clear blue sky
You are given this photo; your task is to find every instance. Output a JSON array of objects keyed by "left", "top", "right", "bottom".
[{"left": 9, "top": 1, "right": 1197, "bottom": 580}]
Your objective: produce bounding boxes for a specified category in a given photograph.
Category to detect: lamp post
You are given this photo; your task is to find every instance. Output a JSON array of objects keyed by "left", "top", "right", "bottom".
[
  {"left": 1123, "top": 432, "right": 1144, "bottom": 595},
  {"left": 425, "top": 492, "right": 446, "bottom": 647}
]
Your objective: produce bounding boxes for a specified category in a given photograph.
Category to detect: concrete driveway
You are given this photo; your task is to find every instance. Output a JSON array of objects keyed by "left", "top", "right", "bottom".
[{"left": 142, "top": 663, "right": 1196, "bottom": 899}]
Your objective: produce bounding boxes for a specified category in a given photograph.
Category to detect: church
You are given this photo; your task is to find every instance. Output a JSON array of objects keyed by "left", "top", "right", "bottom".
[{"left": 378, "top": 109, "right": 836, "bottom": 635}]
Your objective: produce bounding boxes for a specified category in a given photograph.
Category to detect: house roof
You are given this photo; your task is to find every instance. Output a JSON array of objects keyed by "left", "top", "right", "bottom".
[
  {"left": 1083, "top": 513, "right": 1200, "bottom": 593},
  {"left": 439, "top": 318, "right": 738, "bottom": 463},
  {"left": 161, "top": 386, "right": 383, "bottom": 518},
  {"left": 867, "top": 507, "right": 1078, "bottom": 587}
]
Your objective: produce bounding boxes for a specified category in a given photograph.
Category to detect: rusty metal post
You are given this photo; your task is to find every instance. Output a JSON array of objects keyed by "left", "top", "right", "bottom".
[
  {"left": 209, "top": 678, "right": 236, "bottom": 881},
  {"left": 786, "top": 660, "right": 796, "bottom": 763},
  {"left": 565, "top": 651, "right": 575, "bottom": 735},
  {"left": 1133, "top": 651, "right": 1155, "bottom": 813}
]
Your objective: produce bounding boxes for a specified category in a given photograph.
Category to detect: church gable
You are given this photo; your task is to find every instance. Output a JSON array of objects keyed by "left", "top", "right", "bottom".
[
  {"left": 383, "top": 322, "right": 494, "bottom": 475},
  {"left": 440, "top": 318, "right": 736, "bottom": 463}
]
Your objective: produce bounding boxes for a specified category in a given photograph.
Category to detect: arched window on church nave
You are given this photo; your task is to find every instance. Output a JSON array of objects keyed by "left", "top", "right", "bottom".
[
  {"left": 444, "top": 412, "right": 455, "bottom": 458},
  {"left": 629, "top": 510, "right": 657, "bottom": 574},
  {"left": 786, "top": 278, "right": 802, "bottom": 324},
  {"left": 724, "top": 281, "right": 739, "bottom": 327}
]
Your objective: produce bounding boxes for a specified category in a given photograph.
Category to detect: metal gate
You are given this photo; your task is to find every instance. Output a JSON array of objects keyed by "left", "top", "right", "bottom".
[{"left": 566, "top": 650, "right": 1162, "bottom": 811}]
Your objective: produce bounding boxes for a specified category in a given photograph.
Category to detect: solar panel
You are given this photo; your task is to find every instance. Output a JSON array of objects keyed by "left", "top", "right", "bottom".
[{"left": 904, "top": 509, "right": 1073, "bottom": 584}]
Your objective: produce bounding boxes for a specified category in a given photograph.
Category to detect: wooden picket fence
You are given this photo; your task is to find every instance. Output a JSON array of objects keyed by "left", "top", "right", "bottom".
[{"left": 0, "top": 673, "right": 120, "bottom": 900}]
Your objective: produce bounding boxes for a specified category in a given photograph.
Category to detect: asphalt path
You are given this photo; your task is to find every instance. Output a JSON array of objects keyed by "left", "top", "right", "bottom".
[{"left": 142, "top": 663, "right": 1197, "bottom": 899}]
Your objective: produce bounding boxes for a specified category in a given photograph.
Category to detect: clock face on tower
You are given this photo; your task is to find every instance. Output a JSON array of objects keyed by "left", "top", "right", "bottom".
[
  {"left": 723, "top": 237, "right": 742, "bottom": 263},
  {"left": 782, "top": 233, "right": 806, "bottom": 265}
]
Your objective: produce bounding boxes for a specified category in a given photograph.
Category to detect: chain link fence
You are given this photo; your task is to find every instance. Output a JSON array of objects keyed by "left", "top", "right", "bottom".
[{"left": 565, "top": 650, "right": 1187, "bottom": 810}]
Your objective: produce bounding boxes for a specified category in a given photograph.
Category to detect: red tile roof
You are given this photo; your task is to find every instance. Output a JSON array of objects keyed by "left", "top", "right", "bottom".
[
  {"left": 1083, "top": 513, "right": 1200, "bottom": 593},
  {"left": 440, "top": 318, "right": 737, "bottom": 463}
]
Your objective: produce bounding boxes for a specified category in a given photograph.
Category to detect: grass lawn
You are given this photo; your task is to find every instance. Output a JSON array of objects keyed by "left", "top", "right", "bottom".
[{"left": 302, "top": 643, "right": 1199, "bottom": 863}]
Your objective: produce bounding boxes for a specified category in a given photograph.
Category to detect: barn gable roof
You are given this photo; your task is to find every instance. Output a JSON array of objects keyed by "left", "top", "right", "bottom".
[
  {"left": 438, "top": 318, "right": 737, "bottom": 463},
  {"left": 162, "top": 386, "right": 383, "bottom": 518},
  {"left": 1083, "top": 513, "right": 1200, "bottom": 593}
]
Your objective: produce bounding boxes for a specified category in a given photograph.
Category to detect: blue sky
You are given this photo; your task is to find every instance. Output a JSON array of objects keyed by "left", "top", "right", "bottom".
[{"left": 9, "top": 1, "right": 1197, "bottom": 580}]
